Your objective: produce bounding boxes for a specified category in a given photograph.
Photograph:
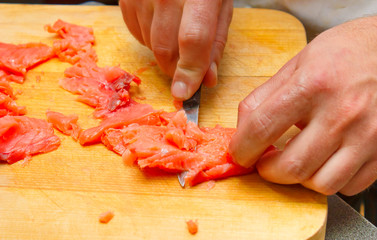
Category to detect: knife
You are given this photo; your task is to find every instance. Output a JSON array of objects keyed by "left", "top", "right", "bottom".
[{"left": 177, "top": 85, "right": 202, "bottom": 187}]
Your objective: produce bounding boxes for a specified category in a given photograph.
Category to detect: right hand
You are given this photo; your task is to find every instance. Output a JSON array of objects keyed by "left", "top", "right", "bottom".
[{"left": 119, "top": 0, "right": 233, "bottom": 100}]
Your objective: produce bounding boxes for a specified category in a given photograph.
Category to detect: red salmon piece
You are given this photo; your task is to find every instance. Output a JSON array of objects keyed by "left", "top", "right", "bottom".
[
  {"left": 0, "top": 81, "right": 26, "bottom": 117},
  {"left": 46, "top": 20, "right": 141, "bottom": 118},
  {"left": 0, "top": 69, "right": 24, "bottom": 83},
  {"left": 0, "top": 116, "right": 61, "bottom": 163},
  {"left": 45, "top": 19, "right": 95, "bottom": 45},
  {"left": 80, "top": 103, "right": 164, "bottom": 145},
  {"left": 186, "top": 220, "right": 198, "bottom": 235},
  {"left": 99, "top": 211, "right": 114, "bottom": 224},
  {"left": 60, "top": 59, "right": 141, "bottom": 118},
  {"left": 45, "top": 19, "right": 96, "bottom": 64},
  {"left": 51, "top": 39, "right": 97, "bottom": 64},
  {"left": 102, "top": 111, "right": 253, "bottom": 186},
  {"left": 122, "top": 149, "right": 137, "bottom": 166},
  {"left": 46, "top": 111, "right": 82, "bottom": 141},
  {"left": 0, "top": 42, "right": 54, "bottom": 83},
  {"left": 0, "top": 81, "right": 15, "bottom": 98}
]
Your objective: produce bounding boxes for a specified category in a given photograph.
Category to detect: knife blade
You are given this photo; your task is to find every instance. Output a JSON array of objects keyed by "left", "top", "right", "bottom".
[
  {"left": 177, "top": 85, "right": 202, "bottom": 187},
  {"left": 182, "top": 85, "right": 201, "bottom": 125}
]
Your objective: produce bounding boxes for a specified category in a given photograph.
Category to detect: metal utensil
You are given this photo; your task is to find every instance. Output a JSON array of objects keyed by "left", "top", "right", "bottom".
[{"left": 177, "top": 86, "right": 202, "bottom": 187}]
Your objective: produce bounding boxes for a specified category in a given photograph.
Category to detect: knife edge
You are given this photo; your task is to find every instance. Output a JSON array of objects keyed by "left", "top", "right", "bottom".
[
  {"left": 182, "top": 85, "right": 201, "bottom": 125},
  {"left": 178, "top": 86, "right": 202, "bottom": 187}
]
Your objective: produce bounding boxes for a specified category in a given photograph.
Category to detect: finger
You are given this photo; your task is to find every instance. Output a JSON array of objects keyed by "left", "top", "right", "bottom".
[
  {"left": 302, "top": 145, "right": 370, "bottom": 195},
  {"left": 230, "top": 68, "right": 311, "bottom": 168},
  {"left": 303, "top": 100, "right": 377, "bottom": 195},
  {"left": 172, "top": 0, "right": 222, "bottom": 100},
  {"left": 202, "top": 0, "right": 233, "bottom": 88},
  {"left": 239, "top": 55, "right": 299, "bottom": 120},
  {"left": 136, "top": 1, "right": 154, "bottom": 49},
  {"left": 150, "top": 0, "right": 182, "bottom": 77},
  {"left": 256, "top": 118, "right": 341, "bottom": 184},
  {"left": 339, "top": 159, "right": 377, "bottom": 196},
  {"left": 236, "top": 54, "right": 299, "bottom": 127},
  {"left": 202, "top": 62, "right": 218, "bottom": 88},
  {"left": 119, "top": 0, "right": 144, "bottom": 45}
]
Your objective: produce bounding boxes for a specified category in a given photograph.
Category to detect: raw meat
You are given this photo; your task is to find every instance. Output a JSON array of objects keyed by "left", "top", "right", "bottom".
[
  {"left": 79, "top": 103, "right": 163, "bottom": 145},
  {"left": 60, "top": 59, "right": 141, "bottom": 119},
  {"left": 0, "top": 19, "right": 258, "bottom": 186},
  {"left": 0, "top": 116, "right": 61, "bottom": 163},
  {"left": 46, "top": 111, "right": 82, "bottom": 141},
  {"left": 0, "top": 42, "right": 54, "bottom": 83},
  {"left": 45, "top": 19, "right": 97, "bottom": 64},
  {"left": 0, "top": 69, "right": 24, "bottom": 83},
  {"left": 45, "top": 19, "right": 95, "bottom": 45},
  {"left": 46, "top": 20, "right": 142, "bottom": 119},
  {"left": 0, "top": 81, "right": 26, "bottom": 117},
  {"left": 101, "top": 110, "right": 253, "bottom": 186},
  {"left": 186, "top": 220, "right": 198, "bottom": 235},
  {"left": 99, "top": 211, "right": 114, "bottom": 224},
  {"left": 46, "top": 20, "right": 141, "bottom": 119}
]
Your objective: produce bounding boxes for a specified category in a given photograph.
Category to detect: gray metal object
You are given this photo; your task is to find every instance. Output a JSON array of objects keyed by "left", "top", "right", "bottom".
[
  {"left": 182, "top": 85, "right": 201, "bottom": 125},
  {"left": 177, "top": 86, "right": 202, "bottom": 187}
]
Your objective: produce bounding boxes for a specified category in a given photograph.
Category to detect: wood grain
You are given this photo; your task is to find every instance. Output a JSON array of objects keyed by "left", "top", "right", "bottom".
[{"left": 0, "top": 4, "right": 326, "bottom": 240}]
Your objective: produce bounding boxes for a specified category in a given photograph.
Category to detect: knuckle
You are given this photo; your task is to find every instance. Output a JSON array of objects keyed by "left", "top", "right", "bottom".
[
  {"left": 179, "top": 30, "right": 209, "bottom": 48},
  {"left": 212, "top": 38, "right": 227, "bottom": 57},
  {"left": 293, "top": 69, "right": 329, "bottom": 100},
  {"left": 152, "top": 45, "right": 175, "bottom": 61},
  {"left": 307, "top": 71, "right": 330, "bottom": 92},
  {"left": 314, "top": 180, "right": 339, "bottom": 196},
  {"left": 325, "top": 92, "right": 370, "bottom": 137},
  {"left": 251, "top": 112, "right": 273, "bottom": 144},
  {"left": 176, "top": 61, "right": 205, "bottom": 76},
  {"left": 283, "top": 157, "right": 310, "bottom": 183},
  {"left": 238, "top": 95, "right": 258, "bottom": 114},
  {"left": 237, "top": 98, "right": 273, "bottom": 144},
  {"left": 320, "top": 185, "right": 339, "bottom": 196},
  {"left": 291, "top": 79, "right": 314, "bottom": 104}
]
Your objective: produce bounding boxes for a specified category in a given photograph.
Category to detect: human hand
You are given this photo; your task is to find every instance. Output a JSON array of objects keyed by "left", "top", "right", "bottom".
[
  {"left": 119, "top": 0, "right": 233, "bottom": 100},
  {"left": 229, "top": 16, "right": 377, "bottom": 196}
]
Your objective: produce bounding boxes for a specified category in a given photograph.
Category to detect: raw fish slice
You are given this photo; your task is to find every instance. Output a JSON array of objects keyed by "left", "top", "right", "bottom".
[
  {"left": 0, "top": 80, "right": 26, "bottom": 117},
  {"left": 80, "top": 103, "right": 164, "bottom": 145},
  {"left": 60, "top": 59, "right": 141, "bottom": 118},
  {"left": 0, "top": 42, "right": 54, "bottom": 82},
  {"left": 46, "top": 111, "right": 82, "bottom": 141},
  {"left": 0, "top": 116, "right": 61, "bottom": 163},
  {"left": 101, "top": 112, "right": 253, "bottom": 186}
]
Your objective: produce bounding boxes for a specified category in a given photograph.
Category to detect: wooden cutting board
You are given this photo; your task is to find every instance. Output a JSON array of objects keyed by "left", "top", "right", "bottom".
[{"left": 0, "top": 4, "right": 327, "bottom": 240}]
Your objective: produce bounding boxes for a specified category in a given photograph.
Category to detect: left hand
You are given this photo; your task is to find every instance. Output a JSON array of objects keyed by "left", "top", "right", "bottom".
[{"left": 229, "top": 16, "right": 377, "bottom": 196}]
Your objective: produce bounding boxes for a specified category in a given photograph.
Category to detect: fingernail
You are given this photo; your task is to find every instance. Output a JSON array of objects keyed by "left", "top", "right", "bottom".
[
  {"left": 210, "top": 62, "right": 218, "bottom": 82},
  {"left": 172, "top": 81, "right": 188, "bottom": 99},
  {"left": 207, "top": 62, "right": 217, "bottom": 87}
]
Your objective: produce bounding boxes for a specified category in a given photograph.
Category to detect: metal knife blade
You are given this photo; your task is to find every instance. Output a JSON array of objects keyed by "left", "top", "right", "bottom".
[
  {"left": 177, "top": 86, "right": 202, "bottom": 187},
  {"left": 182, "top": 85, "right": 201, "bottom": 125}
]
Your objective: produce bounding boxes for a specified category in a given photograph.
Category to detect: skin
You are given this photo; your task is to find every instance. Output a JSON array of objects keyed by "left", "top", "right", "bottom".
[
  {"left": 119, "top": 0, "right": 233, "bottom": 100},
  {"left": 120, "top": 1, "right": 377, "bottom": 196},
  {"left": 229, "top": 17, "right": 377, "bottom": 196}
]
